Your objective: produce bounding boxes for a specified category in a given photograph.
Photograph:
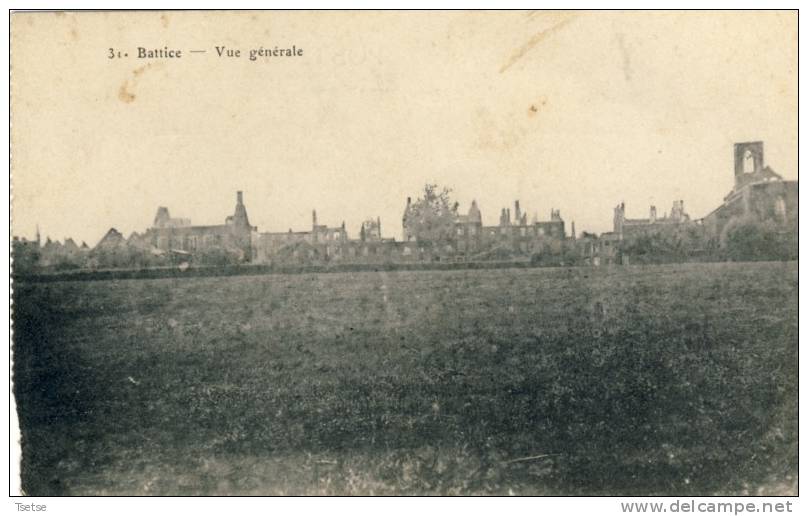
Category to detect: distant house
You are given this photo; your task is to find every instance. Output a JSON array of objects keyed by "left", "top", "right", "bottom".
[
  {"left": 435, "top": 199, "right": 567, "bottom": 256},
  {"left": 254, "top": 210, "right": 348, "bottom": 264},
  {"left": 143, "top": 191, "right": 256, "bottom": 262},
  {"left": 360, "top": 217, "right": 383, "bottom": 242},
  {"left": 94, "top": 228, "right": 126, "bottom": 250},
  {"left": 613, "top": 200, "right": 692, "bottom": 241}
]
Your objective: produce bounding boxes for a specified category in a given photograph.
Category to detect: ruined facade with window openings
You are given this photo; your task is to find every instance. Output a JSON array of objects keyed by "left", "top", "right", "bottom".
[
  {"left": 140, "top": 191, "right": 256, "bottom": 261},
  {"left": 405, "top": 197, "right": 568, "bottom": 255}
]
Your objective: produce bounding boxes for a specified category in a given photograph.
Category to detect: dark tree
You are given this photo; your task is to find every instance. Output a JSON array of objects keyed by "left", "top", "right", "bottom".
[
  {"left": 11, "top": 241, "right": 40, "bottom": 274},
  {"left": 406, "top": 184, "right": 456, "bottom": 247},
  {"left": 723, "top": 218, "right": 791, "bottom": 261}
]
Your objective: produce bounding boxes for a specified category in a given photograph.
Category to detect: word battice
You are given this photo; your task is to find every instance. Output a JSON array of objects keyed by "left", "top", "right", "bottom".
[{"left": 137, "top": 47, "right": 183, "bottom": 58}]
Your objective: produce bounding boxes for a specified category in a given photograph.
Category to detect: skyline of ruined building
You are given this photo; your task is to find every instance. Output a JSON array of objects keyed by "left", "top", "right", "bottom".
[
  {"left": 23, "top": 194, "right": 575, "bottom": 250},
  {"left": 12, "top": 140, "right": 798, "bottom": 271},
  {"left": 19, "top": 140, "right": 796, "bottom": 254}
]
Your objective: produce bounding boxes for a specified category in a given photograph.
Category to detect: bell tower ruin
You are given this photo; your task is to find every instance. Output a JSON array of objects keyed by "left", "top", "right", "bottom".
[{"left": 734, "top": 141, "right": 764, "bottom": 188}]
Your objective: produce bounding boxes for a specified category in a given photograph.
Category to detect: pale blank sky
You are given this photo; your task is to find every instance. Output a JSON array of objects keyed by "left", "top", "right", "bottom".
[{"left": 11, "top": 11, "right": 797, "bottom": 245}]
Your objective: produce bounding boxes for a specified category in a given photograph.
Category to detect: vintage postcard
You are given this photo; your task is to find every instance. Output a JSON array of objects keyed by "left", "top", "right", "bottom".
[{"left": 10, "top": 10, "right": 797, "bottom": 496}]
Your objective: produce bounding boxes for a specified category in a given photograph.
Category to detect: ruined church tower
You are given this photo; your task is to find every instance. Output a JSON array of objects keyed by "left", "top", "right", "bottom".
[{"left": 232, "top": 191, "right": 251, "bottom": 228}]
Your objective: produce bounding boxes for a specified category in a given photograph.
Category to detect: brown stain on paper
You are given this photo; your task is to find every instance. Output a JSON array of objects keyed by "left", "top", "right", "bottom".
[
  {"left": 476, "top": 96, "right": 547, "bottom": 151},
  {"left": 528, "top": 97, "right": 547, "bottom": 117},
  {"left": 118, "top": 63, "right": 158, "bottom": 104},
  {"left": 118, "top": 84, "right": 136, "bottom": 103},
  {"left": 499, "top": 16, "right": 575, "bottom": 74}
]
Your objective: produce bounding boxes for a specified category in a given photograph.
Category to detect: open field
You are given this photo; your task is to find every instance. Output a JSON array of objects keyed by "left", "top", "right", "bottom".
[{"left": 12, "top": 262, "right": 797, "bottom": 495}]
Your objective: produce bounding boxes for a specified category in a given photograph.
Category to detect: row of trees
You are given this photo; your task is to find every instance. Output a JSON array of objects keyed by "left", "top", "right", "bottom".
[
  {"left": 619, "top": 218, "right": 797, "bottom": 264},
  {"left": 89, "top": 246, "right": 245, "bottom": 270},
  {"left": 722, "top": 218, "right": 797, "bottom": 262},
  {"left": 12, "top": 241, "right": 246, "bottom": 274}
]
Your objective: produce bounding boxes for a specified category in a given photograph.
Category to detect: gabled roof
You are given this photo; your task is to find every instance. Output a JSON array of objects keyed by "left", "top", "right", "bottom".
[
  {"left": 734, "top": 165, "right": 784, "bottom": 192},
  {"left": 63, "top": 238, "right": 79, "bottom": 252},
  {"left": 94, "top": 228, "right": 126, "bottom": 250}
]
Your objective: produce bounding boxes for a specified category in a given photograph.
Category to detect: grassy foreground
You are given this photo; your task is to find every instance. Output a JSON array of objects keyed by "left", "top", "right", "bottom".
[{"left": 12, "top": 262, "right": 797, "bottom": 495}]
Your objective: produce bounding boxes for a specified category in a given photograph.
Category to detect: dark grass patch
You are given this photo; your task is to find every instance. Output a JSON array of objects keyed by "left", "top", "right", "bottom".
[{"left": 12, "top": 262, "right": 797, "bottom": 495}]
